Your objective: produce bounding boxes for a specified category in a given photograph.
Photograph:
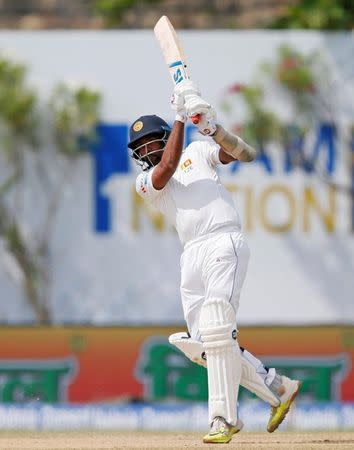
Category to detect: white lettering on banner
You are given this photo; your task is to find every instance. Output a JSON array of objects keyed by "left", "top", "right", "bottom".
[{"left": 1, "top": 404, "right": 354, "bottom": 431}]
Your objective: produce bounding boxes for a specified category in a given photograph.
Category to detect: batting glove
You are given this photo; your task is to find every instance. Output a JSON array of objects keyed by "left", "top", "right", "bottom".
[
  {"left": 184, "top": 95, "right": 217, "bottom": 135},
  {"left": 185, "top": 95, "right": 212, "bottom": 117},
  {"left": 171, "top": 80, "right": 201, "bottom": 123},
  {"left": 196, "top": 109, "right": 217, "bottom": 136},
  {"left": 170, "top": 90, "right": 187, "bottom": 123},
  {"left": 174, "top": 79, "right": 200, "bottom": 100}
]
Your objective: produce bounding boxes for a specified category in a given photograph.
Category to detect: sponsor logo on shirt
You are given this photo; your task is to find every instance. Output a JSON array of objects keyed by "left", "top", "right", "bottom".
[{"left": 180, "top": 158, "right": 193, "bottom": 173}]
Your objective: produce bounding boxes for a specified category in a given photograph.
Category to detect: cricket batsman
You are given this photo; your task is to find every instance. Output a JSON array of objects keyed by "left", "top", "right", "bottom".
[{"left": 128, "top": 80, "right": 301, "bottom": 444}]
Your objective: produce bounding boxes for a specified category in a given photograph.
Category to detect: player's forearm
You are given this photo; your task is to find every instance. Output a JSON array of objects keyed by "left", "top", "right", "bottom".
[
  {"left": 212, "top": 125, "right": 257, "bottom": 162},
  {"left": 160, "top": 120, "right": 184, "bottom": 170},
  {"left": 152, "top": 120, "right": 184, "bottom": 189}
]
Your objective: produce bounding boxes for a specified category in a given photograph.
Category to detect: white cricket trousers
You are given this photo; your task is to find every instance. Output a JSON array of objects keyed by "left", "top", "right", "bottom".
[{"left": 180, "top": 229, "right": 250, "bottom": 340}]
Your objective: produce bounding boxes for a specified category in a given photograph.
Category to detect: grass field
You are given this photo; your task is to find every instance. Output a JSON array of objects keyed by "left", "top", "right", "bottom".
[{"left": 0, "top": 431, "right": 353, "bottom": 449}]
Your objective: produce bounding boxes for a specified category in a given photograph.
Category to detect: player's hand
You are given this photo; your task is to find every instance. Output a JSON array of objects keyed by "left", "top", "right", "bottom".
[
  {"left": 185, "top": 95, "right": 211, "bottom": 117},
  {"left": 196, "top": 109, "right": 217, "bottom": 136},
  {"left": 185, "top": 95, "right": 217, "bottom": 135},
  {"left": 171, "top": 80, "right": 200, "bottom": 123},
  {"left": 170, "top": 89, "right": 187, "bottom": 123},
  {"left": 174, "top": 79, "right": 200, "bottom": 100}
]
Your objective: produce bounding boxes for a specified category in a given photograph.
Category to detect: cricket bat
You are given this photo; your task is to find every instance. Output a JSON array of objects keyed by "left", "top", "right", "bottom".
[{"left": 154, "top": 15, "right": 200, "bottom": 124}]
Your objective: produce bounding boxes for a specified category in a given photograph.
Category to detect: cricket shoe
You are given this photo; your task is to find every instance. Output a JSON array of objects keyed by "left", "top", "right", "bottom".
[
  {"left": 267, "top": 376, "right": 301, "bottom": 433},
  {"left": 203, "top": 416, "right": 243, "bottom": 444}
]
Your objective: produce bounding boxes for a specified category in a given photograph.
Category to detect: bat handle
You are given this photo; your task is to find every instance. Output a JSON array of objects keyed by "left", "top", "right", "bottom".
[{"left": 191, "top": 114, "right": 200, "bottom": 124}]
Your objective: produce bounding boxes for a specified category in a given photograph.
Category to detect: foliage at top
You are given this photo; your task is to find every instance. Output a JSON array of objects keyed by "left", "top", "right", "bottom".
[
  {"left": 271, "top": 0, "right": 354, "bottom": 30},
  {"left": 95, "top": 0, "right": 354, "bottom": 29},
  {"left": 95, "top": 0, "right": 162, "bottom": 27}
]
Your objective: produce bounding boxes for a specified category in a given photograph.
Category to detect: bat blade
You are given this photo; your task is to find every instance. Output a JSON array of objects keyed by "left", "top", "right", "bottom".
[
  {"left": 154, "top": 15, "right": 190, "bottom": 85},
  {"left": 154, "top": 15, "right": 200, "bottom": 123}
]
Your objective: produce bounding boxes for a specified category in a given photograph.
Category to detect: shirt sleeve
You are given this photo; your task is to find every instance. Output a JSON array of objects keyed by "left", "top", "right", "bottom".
[
  {"left": 135, "top": 168, "right": 162, "bottom": 201},
  {"left": 197, "top": 140, "right": 222, "bottom": 167}
]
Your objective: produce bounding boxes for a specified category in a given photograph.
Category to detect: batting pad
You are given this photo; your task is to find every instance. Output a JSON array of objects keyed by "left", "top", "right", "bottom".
[
  {"left": 169, "top": 332, "right": 207, "bottom": 367},
  {"left": 169, "top": 332, "right": 280, "bottom": 406},
  {"left": 240, "top": 349, "right": 280, "bottom": 406},
  {"left": 199, "top": 298, "right": 241, "bottom": 426}
]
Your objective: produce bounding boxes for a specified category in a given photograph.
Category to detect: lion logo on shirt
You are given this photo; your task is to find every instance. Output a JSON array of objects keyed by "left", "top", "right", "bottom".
[{"left": 180, "top": 158, "right": 193, "bottom": 173}]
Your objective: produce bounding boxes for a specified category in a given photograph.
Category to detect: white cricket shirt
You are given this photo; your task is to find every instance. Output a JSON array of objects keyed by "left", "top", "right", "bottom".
[{"left": 135, "top": 140, "right": 241, "bottom": 246}]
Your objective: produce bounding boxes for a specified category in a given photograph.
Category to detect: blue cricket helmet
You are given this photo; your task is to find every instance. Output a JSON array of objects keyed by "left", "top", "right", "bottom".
[{"left": 128, "top": 115, "right": 171, "bottom": 149}]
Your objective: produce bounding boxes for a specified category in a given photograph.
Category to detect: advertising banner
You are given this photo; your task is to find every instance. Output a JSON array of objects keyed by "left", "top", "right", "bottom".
[
  {"left": 0, "top": 326, "right": 353, "bottom": 404},
  {"left": 0, "top": 31, "right": 353, "bottom": 324}
]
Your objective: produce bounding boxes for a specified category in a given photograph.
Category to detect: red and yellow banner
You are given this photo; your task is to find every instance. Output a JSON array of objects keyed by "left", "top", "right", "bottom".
[{"left": 0, "top": 326, "right": 353, "bottom": 404}]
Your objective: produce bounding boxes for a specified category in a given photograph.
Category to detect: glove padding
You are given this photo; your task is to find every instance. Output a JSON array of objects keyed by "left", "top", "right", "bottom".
[
  {"left": 196, "top": 110, "right": 217, "bottom": 136},
  {"left": 185, "top": 95, "right": 217, "bottom": 135},
  {"left": 170, "top": 89, "right": 187, "bottom": 123},
  {"left": 173, "top": 79, "right": 200, "bottom": 100},
  {"left": 171, "top": 80, "right": 200, "bottom": 123},
  {"left": 184, "top": 95, "right": 211, "bottom": 117}
]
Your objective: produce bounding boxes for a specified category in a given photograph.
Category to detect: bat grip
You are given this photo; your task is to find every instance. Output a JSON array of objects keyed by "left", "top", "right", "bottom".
[{"left": 191, "top": 114, "right": 200, "bottom": 124}]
